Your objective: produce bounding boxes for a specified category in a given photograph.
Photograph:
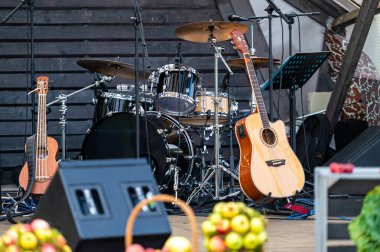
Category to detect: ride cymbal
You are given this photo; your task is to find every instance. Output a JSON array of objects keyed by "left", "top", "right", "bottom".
[
  {"left": 227, "top": 57, "right": 281, "bottom": 69},
  {"left": 175, "top": 21, "right": 248, "bottom": 43},
  {"left": 77, "top": 59, "right": 150, "bottom": 79}
]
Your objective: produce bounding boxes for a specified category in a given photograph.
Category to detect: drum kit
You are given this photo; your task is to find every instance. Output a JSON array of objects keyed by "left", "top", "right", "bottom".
[{"left": 48, "top": 21, "right": 280, "bottom": 203}]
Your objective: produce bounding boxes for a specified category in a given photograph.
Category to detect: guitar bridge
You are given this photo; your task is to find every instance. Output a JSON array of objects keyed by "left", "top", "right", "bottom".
[{"left": 266, "top": 159, "right": 285, "bottom": 167}]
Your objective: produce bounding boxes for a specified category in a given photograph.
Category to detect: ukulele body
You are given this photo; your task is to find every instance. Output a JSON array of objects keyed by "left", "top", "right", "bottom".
[{"left": 19, "top": 136, "right": 59, "bottom": 195}]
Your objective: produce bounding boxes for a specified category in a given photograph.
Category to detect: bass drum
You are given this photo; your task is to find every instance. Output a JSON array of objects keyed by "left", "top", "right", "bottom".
[
  {"left": 81, "top": 112, "right": 194, "bottom": 191},
  {"left": 145, "top": 111, "right": 194, "bottom": 191}
]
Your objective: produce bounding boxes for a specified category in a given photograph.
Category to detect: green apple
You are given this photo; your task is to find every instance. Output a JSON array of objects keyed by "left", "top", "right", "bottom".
[
  {"left": 4, "top": 245, "right": 20, "bottom": 252},
  {"left": 221, "top": 202, "right": 240, "bottom": 219},
  {"left": 208, "top": 212, "right": 222, "bottom": 224},
  {"left": 257, "top": 231, "right": 268, "bottom": 244},
  {"left": 224, "top": 232, "right": 243, "bottom": 251},
  {"left": 250, "top": 217, "right": 265, "bottom": 234},
  {"left": 231, "top": 214, "right": 250, "bottom": 234},
  {"left": 244, "top": 207, "right": 260, "bottom": 218},
  {"left": 215, "top": 219, "right": 231, "bottom": 235},
  {"left": 34, "top": 228, "right": 53, "bottom": 243},
  {"left": 212, "top": 202, "right": 225, "bottom": 214},
  {"left": 236, "top": 202, "right": 246, "bottom": 213},
  {"left": 19, "top": 232, "right": 38, "bottom": 250},
  {"left": 201, "top": 220, "right": 217, "bottom": 237},
  {"left": 62, "top": 245, "right": 72, "bottom": 252},
  {"left": 162, "top": 236, "right": 191, "bottom": 252},
  {"left": 207, "top": 235, "right": 226, "bottom": 252},
  {"left": 2, "top": 230, "right": 18, "bottom": 246},
  {"left": 243, "top": 232, "right": 260, "bottom": 250}
]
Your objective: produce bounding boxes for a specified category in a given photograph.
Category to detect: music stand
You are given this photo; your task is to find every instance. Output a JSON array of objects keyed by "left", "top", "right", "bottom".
[{"left": 262, "top": 52, "right": 331, "bottom": 152}]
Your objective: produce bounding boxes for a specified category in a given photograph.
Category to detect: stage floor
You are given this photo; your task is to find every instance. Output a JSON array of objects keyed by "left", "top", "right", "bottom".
[
  {"left": 169, "top": 215, "right": 315, "bottom": 252},
  {"left": 0, "top": 215, "right": 313, "bottom": 251}
]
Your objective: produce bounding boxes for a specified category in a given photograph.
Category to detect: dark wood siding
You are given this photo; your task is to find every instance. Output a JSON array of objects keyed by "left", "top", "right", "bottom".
[{"left": 0, "top": 0, "right": 264, "bottom": 181}]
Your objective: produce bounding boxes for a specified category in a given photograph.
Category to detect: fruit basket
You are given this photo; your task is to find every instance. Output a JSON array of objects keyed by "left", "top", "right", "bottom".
[
  {"left": 125, "top": 194, "right": 198, "bottom": 252},
  {"left": 0, "top": 218, "right": 72, "bottom": 252},
  {"left": 202, "top": 202, "right": 267, "bottom": 252}
]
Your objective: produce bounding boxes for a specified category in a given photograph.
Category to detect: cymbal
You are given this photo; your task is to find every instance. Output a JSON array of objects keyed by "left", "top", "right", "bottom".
[
  {"left": 77, "top": 59, "right": 150, "bottom": 79},
  {"left": 175, "top": 21, "right": 248, "bottom": 43},
  {"left": 227, "top": 57, "right": 281, "bottom": 69}
]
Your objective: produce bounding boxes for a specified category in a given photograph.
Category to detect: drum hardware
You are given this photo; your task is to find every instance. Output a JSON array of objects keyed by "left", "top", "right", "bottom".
[
  {"left": 46, "top": 75, "right": 111, "bottom": 159},
  {"left": 175, "top": 22, "right": 246, "bottom": 203}
]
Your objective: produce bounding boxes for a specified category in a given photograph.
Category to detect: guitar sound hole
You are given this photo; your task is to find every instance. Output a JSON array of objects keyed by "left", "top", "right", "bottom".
[{"left": 261, "top": 128, "right": 276, "bottom": 146}]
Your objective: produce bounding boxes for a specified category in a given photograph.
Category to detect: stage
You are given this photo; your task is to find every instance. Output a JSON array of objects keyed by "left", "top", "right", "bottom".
[{"left": 0, "top": 214, "right": 355, "bottom": 251}]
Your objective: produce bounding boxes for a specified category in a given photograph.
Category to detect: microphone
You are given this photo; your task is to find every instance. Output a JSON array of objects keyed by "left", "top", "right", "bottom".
[
  {"left": 228, "top": 14, "right": 249, "bottom": 22},
  {"left": 285, "top": 12, "right": 320, "bottom": 18},
  {"left": 265, "top": 0, "right": 291, "bottom": 24}
]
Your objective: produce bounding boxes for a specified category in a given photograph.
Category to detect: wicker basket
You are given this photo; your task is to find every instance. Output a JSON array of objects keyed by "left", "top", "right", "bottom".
[{"left": 125, "top": 194, "right": 198, "bottom": 252}]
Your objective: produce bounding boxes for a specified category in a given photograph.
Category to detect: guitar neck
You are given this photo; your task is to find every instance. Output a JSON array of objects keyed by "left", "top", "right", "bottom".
[
  {"left": 36, "top": 93, "right": 47, "bottom": 150},
  {"left": 243, "top": 53, "right": 270, "bottom": 128}
]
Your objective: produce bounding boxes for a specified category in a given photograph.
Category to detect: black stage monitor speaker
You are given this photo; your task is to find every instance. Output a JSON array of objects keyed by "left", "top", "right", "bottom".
[
  {"left": 33, "top": 159, "right": 171, "bottom": 252},
  {"left": 325, "top": 127, "right": 380, "bottom": 166}
]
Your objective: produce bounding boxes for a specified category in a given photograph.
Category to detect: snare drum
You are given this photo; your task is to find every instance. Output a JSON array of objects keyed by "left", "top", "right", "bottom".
[
  {"left": 181, "top": 91, "right": 233, "bottom": 126},
  {"left": 152, "top": 64, "right": 201, "bottom": 116}
]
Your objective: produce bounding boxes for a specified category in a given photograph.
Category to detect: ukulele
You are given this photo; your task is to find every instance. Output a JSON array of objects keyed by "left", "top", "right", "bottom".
[
  {"left": 230, "top": 30, "right": 305, "bottom": 200},
  {"left": 19, "top": 76, "right": 59, "bottom": 195}
]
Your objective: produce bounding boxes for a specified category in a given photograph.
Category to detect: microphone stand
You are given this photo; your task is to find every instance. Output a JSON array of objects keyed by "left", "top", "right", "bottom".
[
  {"left": 131, "top": 0, "right": 149, "bottom": 158},
  {"left": 2, "top": 0, "right": 36, "bottom": 133},
  {"left": 265, "top": 4, "right": 275, "bottom": 122}
]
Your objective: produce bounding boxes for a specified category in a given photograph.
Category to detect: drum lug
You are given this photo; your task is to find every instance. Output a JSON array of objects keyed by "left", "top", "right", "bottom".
[{"left": 86, "top": 128, "right": 91, "bottom": 134}]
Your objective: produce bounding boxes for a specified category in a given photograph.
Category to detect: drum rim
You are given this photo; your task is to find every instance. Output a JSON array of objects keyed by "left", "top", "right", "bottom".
[
  {"left": 157, "top": 63, "right": 200, "bottom": 78},
  {"left": 154, "top": 92, "right": 196, "bottom": 116},
  {"left": 195, "top": 91, "right": 228, "bottom": 97},
  {"left": 100, "top": 92, "right": 135, "bottom": 100}
]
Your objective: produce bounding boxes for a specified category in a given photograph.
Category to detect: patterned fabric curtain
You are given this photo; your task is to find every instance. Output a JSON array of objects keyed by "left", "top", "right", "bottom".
[{"left": 325, "top": 31, "right": 380, "bottom": 127}]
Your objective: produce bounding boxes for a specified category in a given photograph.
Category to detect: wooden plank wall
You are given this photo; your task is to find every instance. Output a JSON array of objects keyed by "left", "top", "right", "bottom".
[{"left": 0, "top": 0, "right": 258, "bottom": 182}]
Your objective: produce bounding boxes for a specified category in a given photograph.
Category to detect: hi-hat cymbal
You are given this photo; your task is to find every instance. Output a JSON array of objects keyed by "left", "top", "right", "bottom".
[
  {"left": 227, "top": 57, "right": 281, "bottom": 69},
  {"left": 175, "top": 21, "right": 248, "bottom": 43},
  {"left": 77, "top": 59, "right": 151, "bottom": 79}
]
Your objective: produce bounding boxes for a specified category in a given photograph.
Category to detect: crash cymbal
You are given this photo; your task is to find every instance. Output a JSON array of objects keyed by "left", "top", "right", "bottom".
[
  {"left": 227, "top": 57, "right": 281, "bottom": 69},
  {"left": 77, "top": 59, "right": 150, "bottom": 79},
  {"left": 175, "top": 21, "right": 248, "bottom": 43}
]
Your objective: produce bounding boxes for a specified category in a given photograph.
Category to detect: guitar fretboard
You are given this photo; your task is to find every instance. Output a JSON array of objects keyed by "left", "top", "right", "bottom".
[
  {"left": 244, "top": 53, "right": 270, "bottom": 128},
  {"left": 36, "top": 93, "right": 47, "bottom": 151}
]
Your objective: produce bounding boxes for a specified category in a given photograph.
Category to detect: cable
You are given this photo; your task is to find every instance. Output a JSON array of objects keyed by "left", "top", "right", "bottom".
[{"left": 300, "top": 88, "right": 312, "bottom": 176}]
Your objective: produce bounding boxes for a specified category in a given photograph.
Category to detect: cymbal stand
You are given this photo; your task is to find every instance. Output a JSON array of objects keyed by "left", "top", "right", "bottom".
[
  {"left": 187, "top": 36, "right": 239, "bottom": 204},
  {"left": 46, "top": 76, "right": 112, "bottom": 159}
]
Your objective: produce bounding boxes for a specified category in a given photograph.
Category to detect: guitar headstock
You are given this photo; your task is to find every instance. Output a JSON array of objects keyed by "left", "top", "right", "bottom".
[
  {"left": 36, "top": 76, "right": 49, "bottom": 94},
  {"left": 230, "top": 29, "right": 249, "bottom": 54}
]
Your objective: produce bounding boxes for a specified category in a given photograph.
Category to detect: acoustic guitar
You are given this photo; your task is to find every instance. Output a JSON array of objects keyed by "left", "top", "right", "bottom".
[
  {"left": 19, "top": 76, "right": 59, "bottom": 195},
  {"left": 230, "top": 30, "right": 305, "bottom": 200}
]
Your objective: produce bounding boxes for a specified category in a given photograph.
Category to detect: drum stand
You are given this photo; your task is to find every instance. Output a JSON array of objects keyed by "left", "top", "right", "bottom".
[
  {"left": 46, "top": 75, "right": 112, "bottom": 159},
  {"left": 187, "top": 37, "right": 239, "bottom": 204}
]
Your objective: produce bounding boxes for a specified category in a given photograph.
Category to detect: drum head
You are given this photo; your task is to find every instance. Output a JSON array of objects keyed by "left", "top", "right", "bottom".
[{"left": 81, "top": 112, "right": 167, "bottom": 184}]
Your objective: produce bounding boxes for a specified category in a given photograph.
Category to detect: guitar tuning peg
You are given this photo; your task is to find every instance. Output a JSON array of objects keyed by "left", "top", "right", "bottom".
[
  {"left": 232, "top": 46, "right": 236, "bottom": 50},
  {"left": 230, "top": 40, "right": 234, "bottom": 44}
]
